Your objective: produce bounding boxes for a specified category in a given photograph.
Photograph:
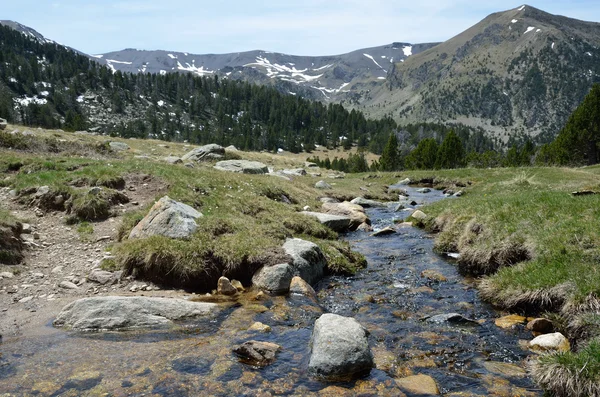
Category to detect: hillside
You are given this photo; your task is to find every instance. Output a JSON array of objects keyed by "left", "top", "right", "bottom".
[{"left": 356, "top": 5, "right": 600, "bottom": 142}]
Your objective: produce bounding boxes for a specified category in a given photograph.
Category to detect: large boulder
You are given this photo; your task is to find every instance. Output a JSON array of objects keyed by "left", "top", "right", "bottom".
[
  {"left": 214, "top": 160, "right": 268, "bottom": 174},
  {"left": 252, "top": 263, "right": 294, "bottom": 295},
  {"left": 322, "top": 201, "right": 369, "bottom": 229},
  {"left": 308, "top": 313, "right": 373, "bottom": 380},
  {"left": 281, "top": 168, "right": 307, "bottom": 176},
  {"left": 0, "top": 118, "right": 7, "bottom": 130},
  {"left": 181, "top": 144, "right": 225, "bottom": 162},
  {"left": 529, "top": 332, "right": 570, "bottom": 353},
  {"left": 300, "top": 211, "right": 352, "bottom": 232},
  {"left": 282, "top": 238, "right": 326, "bottom": 285},
  {"left": 53, "top": 296, "right": 218, "bottom": 331},
  {"left": 128, "top": 196, "right": 203, "bottom": 240}
]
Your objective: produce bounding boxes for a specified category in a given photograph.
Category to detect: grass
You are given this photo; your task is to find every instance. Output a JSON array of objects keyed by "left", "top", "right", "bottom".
[{"left": 77, "top": 222, "right": 94, "bottom": 241}]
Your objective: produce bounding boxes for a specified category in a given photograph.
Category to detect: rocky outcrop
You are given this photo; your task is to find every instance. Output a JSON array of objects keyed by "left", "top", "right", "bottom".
[
  {"left": 300, "top": 211, "right": 352, "bottom": 232},
  {"left": 181, "top": 144, "right": 225, "bottom": 161},
  {"left": 281, "top": 168, "right": 307, "bottom": 176},
  {"left": 308, "top": 313, "right": 373, "bottom": 380},
  {"left": 214, "top": 160, "right": 268, "bottom": 174},
  {"left": 252, "top": 263, "right": 294, "bottom": 295},
  {"left": 282, "top": 238, "right": 326, "bottom": 285},
  {"left": 217, "top": 276, "right": 238, "bottom": 295},
  {"left": 128, "top": 196, "right": 203, "bottom": 240},
  {"left": 53, "top": 296, "right": 218, "bottom": 330},
  {"left": 322, "top": 201, "right": 369, "bottom": 229},
  {"left": 0, "top": 118, "right": 7, "bottom": 130}
]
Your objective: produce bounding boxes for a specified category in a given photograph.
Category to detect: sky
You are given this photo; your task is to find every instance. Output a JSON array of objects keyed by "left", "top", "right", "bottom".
[{"left": 4, "top": 1, "right": 600, "bottom": 56}]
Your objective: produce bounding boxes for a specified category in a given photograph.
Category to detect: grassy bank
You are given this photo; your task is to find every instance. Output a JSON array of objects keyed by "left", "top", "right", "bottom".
[
  {"left": 397, "top": 167, "right": 600, "bottom": 396},
  {"left": 0, "top": 129, "right": 373, "bottom": 291},
  {"left": 0, "top": 208, "right": 23, "bottom": 265}
]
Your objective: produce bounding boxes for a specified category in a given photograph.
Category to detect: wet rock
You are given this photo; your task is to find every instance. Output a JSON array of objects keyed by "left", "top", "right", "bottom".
[
  {"left": 395, "top": 374, "right": 439, "bottom": 395},
  {"left": 214, "top": 160, "right": 268, "bottom": 174},
  {"left": 308, "top": 313, "right": 373, "bottom": 380},
  {"left": 454, "top": 190, "right": 464, "bottom": 197},
  {"left": 529, "top": 332, "right": 570, "bottom": 353},
  {"left": 225, "top": 145, "right": 239, "bottom": 151},
  {"left": 421, "top": 269, "right": 447, "bottom": 282},
  {"left": 231, "top": 279, "right": 245, "bottom": 292},
  {"left": 248, "top": 322, "right": 271, "bottom": 333},
  {"left": 416, "top": 188, "right": 431, "bottom": 193},
  {"left": 217, "top": 276, "right": 238, "bottom": 296},
  {"left": 526, "top": 318, "right": 554, "bottom": 334},
  {"left": 181, "top": 144, "right": 225, "bottom": 161},
  {"left": 59, "top": 280, "right": 79, "bottom": 290},
  {"left": 289, "top": 276, "right": 317, "bottom": 300},
  {"left": 301, "top": 211, "right": 352, "bottom": 232},
  {"left": 350, "top": 197, "right": 387, "bottom": 208},
  {"left": 283, "top": 238, "right": 326, "bottom": 285},
  {"left": 163, "top": 156, "right": 183, "bottom": 164},
  {"left": 63, "top": 371, "right": 102, "bottom": 391},
  {"left": 356, "top": 222, "right": 373, "bottom": 232},
  {"left": 410, "top": 210, "right": 427, "bottom": 221},
  {"left": 109, "top": 141, "right": 130, "bottom": 151},
  {"left": 87, "top": 269, "right": 117, "bottom": 285},
  {"left": 315, "top": 180, "right": 332, "bottom": 189},
  {"left": 322, "top": 201, "right": 369, "bottom": 229},
  {"left": 233, "top": 340, "right": 281, "bottom": 367},
  {"left": 495, "top": 314, "right": 527, "bottom": 329},
  {"left": 252, "top": 263, "right": 294, "bottom": 295},
  {"left": 371, "top": 227, "right": 396, "bottom": 237},
  {"left": 53, "top": 296, "right": 218, "bottom": 330},
  {"left": 425, "top": 313, "right": 478, "bottom": 325},
  {"left": 397, "top": 178, "right": 411, "bottom": 185},
  {"left": 482, "top": 361, "right": 526, "bottom": 377},
  {"left": 128, "top": 196, "right": 203, "bottom": 240}
]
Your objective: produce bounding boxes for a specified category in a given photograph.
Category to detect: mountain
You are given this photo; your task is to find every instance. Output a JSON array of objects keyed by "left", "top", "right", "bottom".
[
  {"left": 356, "top": 5, "right": 600, "bottom": 142},
  {"left": 91, "top": 43, "right": 438, "bottom": 102}
]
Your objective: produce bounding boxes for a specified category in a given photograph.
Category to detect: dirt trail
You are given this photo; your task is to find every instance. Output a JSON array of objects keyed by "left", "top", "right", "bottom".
[{"left": 0, "top": 174, "right": 173, "bottom": 338}]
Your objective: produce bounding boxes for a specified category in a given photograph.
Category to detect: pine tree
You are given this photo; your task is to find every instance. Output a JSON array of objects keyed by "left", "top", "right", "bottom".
[
  {"left": 436, "top": 130, "right": 465, "bottom": 169},
  {"left": 379, "top": 133, "right": 400, "bottom": 171}
]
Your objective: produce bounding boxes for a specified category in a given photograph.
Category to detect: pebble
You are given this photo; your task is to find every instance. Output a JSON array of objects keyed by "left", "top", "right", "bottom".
[
  {"left": 59, "top": 281, "right": 79, "bottom": 290},
  {"left": 19, "top": 296, "right": 33, "bottom": 303},
  {"left": 51, "top": 266, "right": 64, "bottom": 274}
]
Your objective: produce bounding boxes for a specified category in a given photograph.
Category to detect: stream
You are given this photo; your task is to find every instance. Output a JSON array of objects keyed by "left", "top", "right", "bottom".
[{"left": 0, "top": 186, "right": 541, "bottom": 396}]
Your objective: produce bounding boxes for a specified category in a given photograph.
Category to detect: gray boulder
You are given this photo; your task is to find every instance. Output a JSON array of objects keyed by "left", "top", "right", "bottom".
[
  {"left": 315, "top": 180, "right": 332, "bottom": 189},
  {"left": 416, "top": 188, "right": 431, "bottom": 193},
  {"left": 322, "top": 201, "right": 369, "bottom": 229},
  {"left": 425, "top": 313, "right": 478, "bottom": 325},
  {"left": 164, "top": 156, "right": 183, "bottom": 164},
  {"left": 350, "top": 197, "right": 387, "bottom": 208},
  {"left": 181, "top": 144, "right": 225, "bottom": 162},
  {"left": 214, "top": 160, "right": 268, "bottom": 174},
  {"left": 225, "top": 145, "right": 239, "bottom": 152},
  {"left": 281, "top": 168, "right": 307, "bottom": 176},
  {"left": 109, "top": 142, "right": 130, "bottom": 151},
  {"left": 53, "top": 296, "right": 218, "bottom": 331},
  {"left": 308, "top": 313, "right": 373, "bottom": 380},
  {"left": 410, "top": 210, "right": 427, "bottom": 221},
  {"left": 305, "top": 162, "right": 318, "bottom": 168},
  {"left": 128, "top": 196, "right": 203, "bottom": 240},
  {"left": 0, "top": 118, "right": 7, "bottom": 130},
  {"left": 372, "top": 227, "right": 396, "bottom": 237},
  {"left": 252, "top": 263, "right": 294, "bottom": 295},
  {"left": 87, "top": 269, "right": 118, "bottom": 285},
  {"left": 301, "top": 211, "right": 352, "bottom": 232},
  {"left": 397, "top": 178, "right": 411, "bottom": 185},
  {"left": 283, "top": 238, "right": 326, "bottom": 285}
]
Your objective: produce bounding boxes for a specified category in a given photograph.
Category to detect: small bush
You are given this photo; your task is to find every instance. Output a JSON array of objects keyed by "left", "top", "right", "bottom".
[{"left": 66, "top": 188, "right": 129, "bottom": 222}]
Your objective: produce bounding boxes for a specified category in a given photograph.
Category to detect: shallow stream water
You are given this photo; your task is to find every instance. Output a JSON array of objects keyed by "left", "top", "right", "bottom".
[{"left": 0, "top": 186, "right": 542, "bottom": 396}]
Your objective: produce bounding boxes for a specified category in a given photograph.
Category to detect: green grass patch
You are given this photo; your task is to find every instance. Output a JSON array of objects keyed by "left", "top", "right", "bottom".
[{"left": 77, "top": 222, "right": 94, "bottom": 241}]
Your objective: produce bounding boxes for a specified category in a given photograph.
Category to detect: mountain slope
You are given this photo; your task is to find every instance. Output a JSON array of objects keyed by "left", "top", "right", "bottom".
[
  {"left": 359, "top": 5, "right": 600, "bottom": 141},
  {"left": 92, "top": 43, "right": 438, "bottom": 102}
]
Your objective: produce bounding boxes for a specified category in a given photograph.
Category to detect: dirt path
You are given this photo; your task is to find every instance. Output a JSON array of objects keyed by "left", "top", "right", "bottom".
[{"left": 0, "top": 174, "right": 173, "bottom": 338}]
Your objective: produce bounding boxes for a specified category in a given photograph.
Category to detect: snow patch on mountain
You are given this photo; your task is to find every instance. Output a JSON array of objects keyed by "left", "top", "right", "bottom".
[
  {"left": 402, "top": 45, "right": 413, "bottom": 57},
  {"left": 363, "top": 53, "right": 386, "bottom": 71},
  {"left": 518, "top": 5, "right": 525, "bottom": 11},
  {"left": 244, "top": 56, "right": 324, "bottom": 83},
  {"left": 91, "top": 54, "right": 103, "bottom": 58},
  {"left": 176, "top": 61, "right": 214, "bottom": 76},
  {"left": 524, "top": 26, "right": 535, "bottom": 34},
  {"left": 167, "top": 54, "right": 177, "bottom": 59}
]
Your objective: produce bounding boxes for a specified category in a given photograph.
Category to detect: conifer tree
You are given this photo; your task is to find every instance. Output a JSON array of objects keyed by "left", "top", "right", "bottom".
[
  {"left": 436, "top": 130, "right": 465, "bottom": 169},
  {"left": 379, "top": 133, "right": 400, "bottom": 171}
]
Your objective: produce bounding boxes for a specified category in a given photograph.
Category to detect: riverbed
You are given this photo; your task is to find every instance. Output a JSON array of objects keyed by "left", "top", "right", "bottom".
[{"left": 0, "top": 186, "right": 541, "bottom": 396}]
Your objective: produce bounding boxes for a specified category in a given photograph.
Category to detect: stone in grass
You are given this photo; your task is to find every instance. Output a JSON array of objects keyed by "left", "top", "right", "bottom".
[
  {"left": 128, "top": 196, "right": 202, "bottom": 240},
  {"left": 315, "top": 180, "right": 332, "bottom": 189},
  {"left": 214, "top": 160, "right": 268, "bottom": 174},
  {"left": 308, "top": 313, "right": 373, "bottom": 380},
  {"left": 410, "top": 210, "right": 427, "bottom": 221}
]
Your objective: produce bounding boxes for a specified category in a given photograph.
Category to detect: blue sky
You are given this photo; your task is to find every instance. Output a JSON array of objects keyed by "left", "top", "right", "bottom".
[{"left": 4, "top": 1, "right": 600, "bottom": 55}]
